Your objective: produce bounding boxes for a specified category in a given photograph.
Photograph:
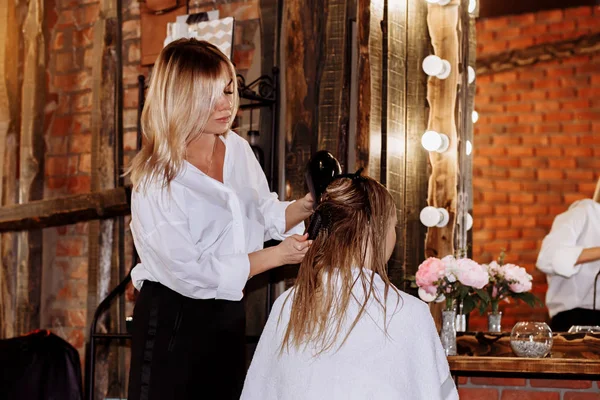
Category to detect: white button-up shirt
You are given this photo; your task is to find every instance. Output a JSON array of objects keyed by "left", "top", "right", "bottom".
[
  {"left": 242, "top": 269, "right": 458, "bottom": 400},
  {"left": 536, "top": 199, "right": 600, "bottom": 317},
  {"left": 130, "top": 131, "right": 304, "bottom": 301}
]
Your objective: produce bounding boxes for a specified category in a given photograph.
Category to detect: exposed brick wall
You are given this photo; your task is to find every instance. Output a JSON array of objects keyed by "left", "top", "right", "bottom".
[
  {"left": 43, "top": 0, "right": 99, "bottom": 360},
  {"left": 42, "top": 0, "right": 263, "bottom": 362},
  {"left": 458, "top": 377, "right": 600, "bottom": 400},
  {"left": 470, "top": 5, "right": 600, "bottom": 331}
]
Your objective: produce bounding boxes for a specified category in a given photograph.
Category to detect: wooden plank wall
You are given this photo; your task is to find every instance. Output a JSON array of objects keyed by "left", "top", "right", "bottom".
[
  {"left": 0, "top": 0, "right": 25, "bottom": 339},
  {"left": 15, "top": 0, "right": 46, "bottom": 336},
  {"left": 87, "top": 0, "right": 121, "bottom": 397},
  {"left": 284, "top": 0, "right": 432, "bottom": 291}
]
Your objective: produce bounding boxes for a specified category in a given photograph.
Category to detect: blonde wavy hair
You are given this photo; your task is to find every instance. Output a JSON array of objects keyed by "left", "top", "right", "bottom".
[
  {"left": 126, "top": 39, "right": 239, "bottom": 190},
  {"left": 281, "top": 175, "right": 400, "bottom": 355}
]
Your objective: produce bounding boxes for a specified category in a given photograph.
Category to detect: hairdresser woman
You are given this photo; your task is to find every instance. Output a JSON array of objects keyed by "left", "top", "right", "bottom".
[{"left": 125, "top": 39, "right": 313, "bottom": 400}]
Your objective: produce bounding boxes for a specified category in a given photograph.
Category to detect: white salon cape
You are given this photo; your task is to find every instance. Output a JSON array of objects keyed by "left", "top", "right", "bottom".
[
  {"left": 241, "top": 270, "right": 458, "bottom": 400},
  {"left": 536, "top": 199, "right": 600, "bottom": 318},
  {"left": 129, "top": 131, "right": 304, "bottom": 301}
]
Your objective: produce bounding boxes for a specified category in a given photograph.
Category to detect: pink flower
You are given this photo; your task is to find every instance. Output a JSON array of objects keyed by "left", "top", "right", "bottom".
[
  {"left": 501, "top": 263, "right": 532, "bottom": 293},
  {"left": 454, "top": 258, "right": 489, "bottom": 289},
  {"left": 415, "top": 257, "right": 445, "bottom": 289}
]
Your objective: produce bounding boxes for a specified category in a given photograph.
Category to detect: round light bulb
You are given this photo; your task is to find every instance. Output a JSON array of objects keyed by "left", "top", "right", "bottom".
[
  {"left": 420, "top": 206, "right": 450, "bottom": 228},
  {"left": 472, "top": 110, "right": 479, "bottom": 124},
  {"left": 421, "top": 130, "right": 442, "bottom": 152},
  {"left": 468, "top": 66, "right": 476, "bottom": 84},
  {"left": 468, "top": 0, "right": 477, "bottom": 13},
  {"left": 466, "top": 140, "right": 472, "bottom": 156},
  {"left": 422, "top": 55, "right": 451, "bottom": 79},
  {"left": 421, "top": 130, "right": 450, "bottom": 153},
  {"left": 458, "top": 212, "right": 474, "bottom": 231}
]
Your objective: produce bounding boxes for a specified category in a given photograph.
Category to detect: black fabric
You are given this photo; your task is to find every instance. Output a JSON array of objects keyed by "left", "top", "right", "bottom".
[
  {"left": 551, "top": 308, "right": 600, "bottom": 332},
  {"left": 0, "top": 330, "right": 83, "bottom": 400},
  {"left": 128, "top": 281, "right": 246, "bottom": 400}
]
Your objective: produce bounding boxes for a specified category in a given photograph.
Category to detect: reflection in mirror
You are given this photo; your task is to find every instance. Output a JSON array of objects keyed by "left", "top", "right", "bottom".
[{"left": 465, "top": 6, "right": 600, "bottom": 331}]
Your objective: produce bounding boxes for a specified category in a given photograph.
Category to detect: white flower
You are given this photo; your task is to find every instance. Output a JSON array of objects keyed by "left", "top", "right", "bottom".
[
  {"left": 441, "top": 255, "right": 458, "bottom": 283},
  {"left": 418, "top": 287, "right": 438, "bottom": 302}
]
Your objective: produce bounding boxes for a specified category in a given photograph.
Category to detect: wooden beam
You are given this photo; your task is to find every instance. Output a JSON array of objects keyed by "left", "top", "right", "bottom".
[
  {"left": 0, "top": 0, "right": 25, "bottom": 339},
  {"left": 87, "top": 0, "right": 120, "bottom": 397},
  {"left": 0, "top": 187, "right": 130, "bottom": 232},
  {"left": 15, "top": 0, "right": 45, "bottom": 336},
  {"left": 477, "top": 32, "right": 600, "bottom": 76}
]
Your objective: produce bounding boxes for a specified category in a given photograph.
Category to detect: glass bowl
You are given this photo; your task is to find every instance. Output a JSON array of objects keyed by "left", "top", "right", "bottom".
[{"left": 510, "top": 321, "right": 553, "bottom": 358}]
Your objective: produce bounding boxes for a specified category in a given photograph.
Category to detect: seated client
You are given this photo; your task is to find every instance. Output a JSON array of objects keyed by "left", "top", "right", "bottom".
[{"left": 241, "top": 173, "right": 458, "bottom": 400}]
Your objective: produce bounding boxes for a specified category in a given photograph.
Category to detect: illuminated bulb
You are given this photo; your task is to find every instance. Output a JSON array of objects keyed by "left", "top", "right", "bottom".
[
  {"left": 466, "top": 140, "right": 472, "bottom": 156},
  {"left": 421, "top": 130, "right": 450, "bottom": 153},
  {"left": 420, "top": 206, "right": 450, "bottom": 228},
  {"left": 468, "top": 0, "right": 477, "bottom": 13},
  {"left": 472, "top": 110, "right": 479, "bottom": 124},
  {"left": 422, "top": 55, "right": 451, "bottom": 79},
  {"left": 458, "top": 212, "right": 474, "bottom": 231},
  {"left": 468, "top": 66, "right": 476, "bottom": 84},
  {"left": 426, "top": 0, "right": 451, "bottom": 5}
]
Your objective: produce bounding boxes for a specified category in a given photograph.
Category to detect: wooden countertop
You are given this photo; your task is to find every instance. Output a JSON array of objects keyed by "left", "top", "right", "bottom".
[{"left": 449, "top": 332, "right": 600, "bottom": 377}]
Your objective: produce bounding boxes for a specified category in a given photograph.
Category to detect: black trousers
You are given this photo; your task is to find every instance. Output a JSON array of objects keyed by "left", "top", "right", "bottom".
[
  {"left": 128, "top": 281, "right": 246, "bottom": 400},
  {"left": 550, "top": 308, "right": 600, "bottom": 332}
]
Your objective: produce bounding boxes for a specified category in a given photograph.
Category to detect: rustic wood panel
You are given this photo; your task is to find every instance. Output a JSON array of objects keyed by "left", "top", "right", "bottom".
[
  {"left": 359, "top": 0, "right": 383, "bottom": 180},
  {"left": 384, "top": 1, "right": 407, "bottom": 287},
  {"left": 477, "top": 32, "right": 600, "bottom": 76},
  {"left": 355, "top": 0, "right": 371, "bottom": 173},
  {"left": 424, "top": 1, "right": 460, "bottom": 260},
  {"left": 0, "top": 187, "right": 130, "bottom": 232},
  {"left": 317, "top": 0, "right": 349, "bottom": 168},
  {"left": 0, "top": 0, "right": 24, "bottom": 339},
  {"left": 398, "top": 0, "right": 429, "bottom": 292},
  {"left": 15, "top": 0, "right": 45, "bottom": 336},
  {"left": 282, "top": 0, "right": 323, "bottom": 200},
  {"left": 87, "top": 0, "right": 119, "bottom": 396}
]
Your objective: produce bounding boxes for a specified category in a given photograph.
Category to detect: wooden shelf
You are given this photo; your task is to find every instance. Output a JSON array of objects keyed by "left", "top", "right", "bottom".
[
  {"left": 450, "top": 332, "right": 600, "bottom": 378},
  {"left": 449, "top": 356, "right": 600, "bottom": 377}
]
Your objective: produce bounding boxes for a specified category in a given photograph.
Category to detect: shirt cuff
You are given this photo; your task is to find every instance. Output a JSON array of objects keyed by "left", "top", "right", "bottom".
[
  {"left": 552, "top": 246, "right": 584, "bottom": 278},
  {"left": 265, "top": 200, "right": 305, "bottom": 241},
  {"left": 216, "top": 254, "right": 251, "bottom": 300}
]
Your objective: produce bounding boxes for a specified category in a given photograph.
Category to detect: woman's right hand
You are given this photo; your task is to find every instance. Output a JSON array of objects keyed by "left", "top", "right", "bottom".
[{"left": 275, "top": 233, "right": 312, "bottom": 265}]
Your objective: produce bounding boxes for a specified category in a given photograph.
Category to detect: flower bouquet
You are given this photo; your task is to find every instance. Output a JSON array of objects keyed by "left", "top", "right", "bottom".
[
  {"left": 413, "top": 255, "right": 490, "bottom": 314},
  {"left": 410, "top": 255, "right": 489, "bottom": 355},
  {"left": 478, "top": 252, "right": 542, "bottom": 331}
]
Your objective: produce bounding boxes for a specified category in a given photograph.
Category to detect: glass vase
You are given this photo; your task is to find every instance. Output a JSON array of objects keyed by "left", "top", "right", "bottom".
[
  {"left": 510, "top": 322, "right": 553, "bottom": 358},
  {"left": 487, "top": 311, "right": 502, "bottom": 333},
  {"left": 441, "top": 310, "right": 457, "bottom": 356}
]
